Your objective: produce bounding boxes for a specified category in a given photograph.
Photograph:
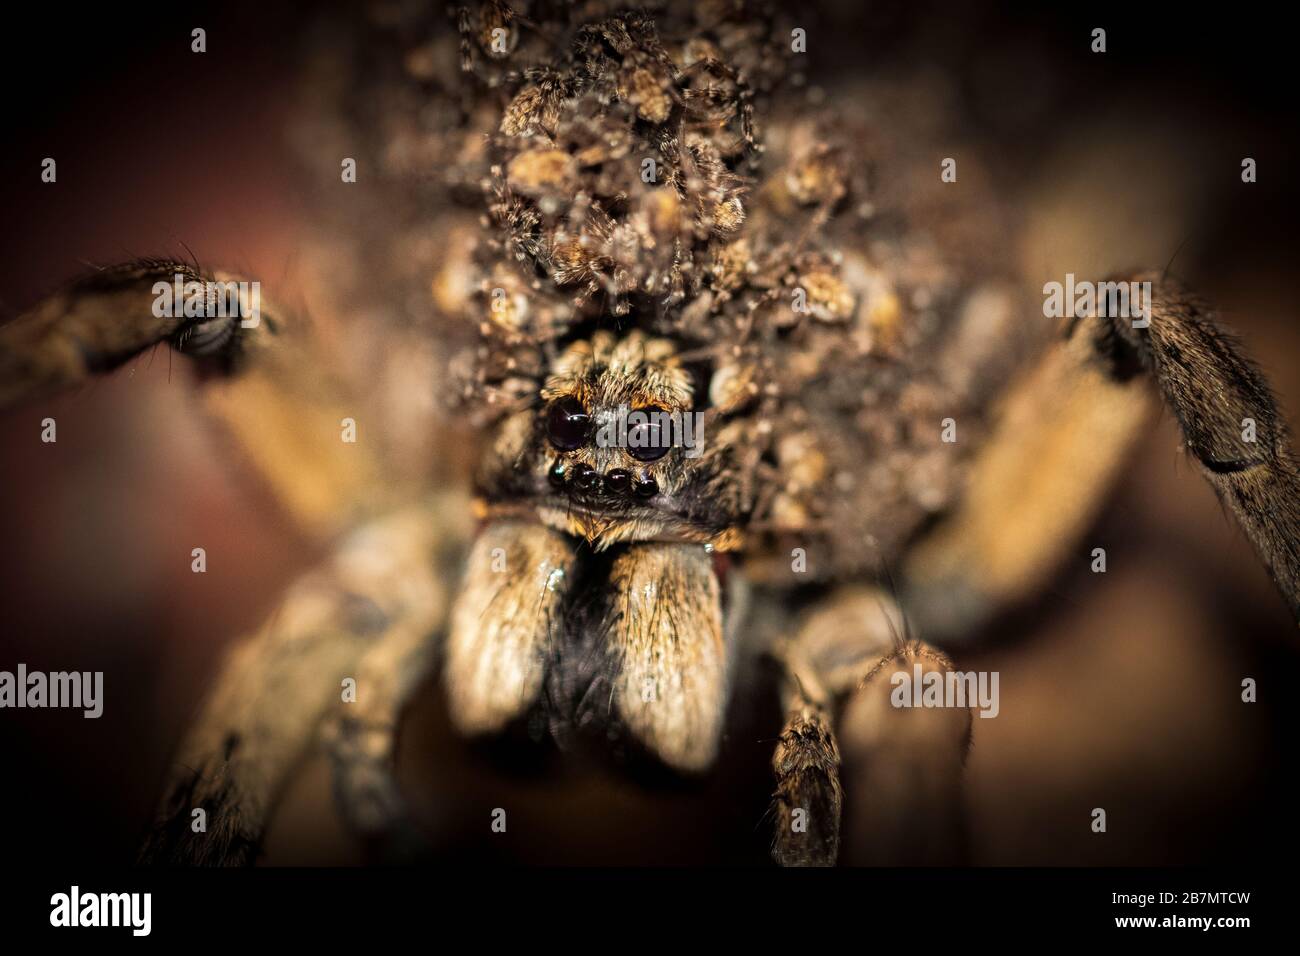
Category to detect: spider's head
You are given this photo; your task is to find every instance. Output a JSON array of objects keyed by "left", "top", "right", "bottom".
[{"left": 479, "top": 329, "right": 742, "bottom": 551}]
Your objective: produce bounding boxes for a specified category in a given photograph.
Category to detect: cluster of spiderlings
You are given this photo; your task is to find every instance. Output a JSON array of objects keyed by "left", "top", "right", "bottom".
[
  {"left": 321, "top": 1, "right": 1025, "bottom": 578},
  {"left": 461, "top": 4, "right": 797, "bottom": 347}
]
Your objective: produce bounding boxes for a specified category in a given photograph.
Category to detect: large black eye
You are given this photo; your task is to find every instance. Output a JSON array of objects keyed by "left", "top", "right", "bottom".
[
  {"left": 627, "top": 406, "right": 672, "bottom": 462},
  {"left": 545, "top": 397, "right": 590, "bottom": 450}
]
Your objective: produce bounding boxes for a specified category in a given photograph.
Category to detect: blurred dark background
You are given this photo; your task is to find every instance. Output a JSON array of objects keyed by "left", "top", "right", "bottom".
[{"left": 1, "top": 0, "right": 1297, "bottom": 866}]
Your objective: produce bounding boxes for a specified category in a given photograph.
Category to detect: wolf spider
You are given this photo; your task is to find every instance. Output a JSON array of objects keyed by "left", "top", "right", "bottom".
[{"left": 2, "top": 1, "right": 1297, "bottom": 866}]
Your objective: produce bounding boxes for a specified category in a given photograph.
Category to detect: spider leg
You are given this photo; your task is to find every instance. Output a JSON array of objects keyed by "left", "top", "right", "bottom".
[
  {"left": 321, "top": 625, "right": 434, "bottom": 850},
  {"left": 1097, "top": 273, "right": 1300, "bottom": 623},
  {"left": 906, "top": 274, "right": 1300, "bottom": 635},
  {"left": 319, "top": 497, "right": 467, "bottom": 853},
  {"left": 457, "top": 6, "right": 475, "bottom": 74},
  {"left": 0, "top": 258, "right": 398, "bottom": 538},
  {"left": 903, "top": 311, "right": 1154, "bottom": 639},
  {"left": 138, "top": 502, "right": 456, "bottom": 865},
  {"left": 0, "top": 259, "right": 278, "bottom": 407},
  {"left": 770, "top": 588, "right": 972, "bottom": 866},
  {"left": 770, "top": 642, "right": 841, "bottom": 867}
]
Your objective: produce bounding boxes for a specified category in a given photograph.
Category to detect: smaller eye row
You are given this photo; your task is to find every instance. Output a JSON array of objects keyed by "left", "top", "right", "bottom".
[
  {"left": 549, "top": 460, "right": 659, "bottom": 500},
  {"left": 545, "top": 397, "right": 673, "bottom": 461}
]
